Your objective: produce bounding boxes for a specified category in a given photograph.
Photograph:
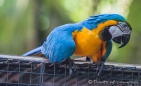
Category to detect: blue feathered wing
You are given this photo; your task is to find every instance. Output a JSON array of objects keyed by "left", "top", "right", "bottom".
[{"left": 42, "top": 29, "right": 76, "bottom": 63}]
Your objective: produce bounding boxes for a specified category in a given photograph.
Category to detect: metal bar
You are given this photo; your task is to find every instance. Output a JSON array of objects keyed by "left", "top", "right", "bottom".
[
  {"left": 39, "top": 63, "right": 45, "bottom": 86},
  {"left": 53, "top": 64, "right": 55, "bottom": 86},
  {"left": 87, "top": 64, "right": 89, "bottom": 86},
  {"left": 64, "top": 66, "right": 67, "bottom": 85},
  {"left": 30, "top": 62, "right": 32, "bottom": 85},
  {"left": 76, "top": 65, "right": 78, "bottom": 86},
  {"left": 0, "top": 55, "right": 141, "bottom": 85}
]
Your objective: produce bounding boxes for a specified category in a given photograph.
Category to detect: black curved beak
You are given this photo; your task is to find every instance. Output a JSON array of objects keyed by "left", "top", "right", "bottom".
[
  {"left": 112, "top": 22, "right": 132, "bottom": 48},
  {"left": 113, "top": 34, "right": 130, "bottom": 48}
]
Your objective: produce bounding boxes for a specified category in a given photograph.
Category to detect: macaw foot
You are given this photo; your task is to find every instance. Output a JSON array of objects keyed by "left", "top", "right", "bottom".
[
  {"left": 62, "top": 58, "right": 76, "bottom": 78},
  {"left": 96, "top": 61, "right": 104, "bottom": 79}
]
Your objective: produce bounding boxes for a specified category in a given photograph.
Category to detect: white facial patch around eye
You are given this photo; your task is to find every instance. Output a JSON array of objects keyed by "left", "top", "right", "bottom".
[
  {"left": 109, "top": 26, "right": 123, "bottom": 39},
  {"left": 117, "top": 22, "right": 131, "bottom": 34}
]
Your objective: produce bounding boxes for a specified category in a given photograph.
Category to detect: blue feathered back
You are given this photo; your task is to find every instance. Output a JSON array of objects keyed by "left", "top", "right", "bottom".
[{"left": 79, "top": 14, "right": 126, "bottom": 30}]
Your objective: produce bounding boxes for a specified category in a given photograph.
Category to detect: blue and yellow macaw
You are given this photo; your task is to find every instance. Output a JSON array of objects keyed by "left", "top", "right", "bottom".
[{"left": 23, "top": 14, "right": 132, "bottom": 77}]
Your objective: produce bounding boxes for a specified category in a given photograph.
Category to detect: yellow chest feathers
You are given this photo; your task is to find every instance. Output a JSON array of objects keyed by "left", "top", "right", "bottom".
[{"left": 72, "top": 27, "right": 103, "bottom": 56}]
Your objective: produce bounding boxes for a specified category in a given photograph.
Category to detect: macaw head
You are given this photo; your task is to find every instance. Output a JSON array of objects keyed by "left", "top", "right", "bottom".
[
  {"left": 82, "top": 14, "right": 132, "bottom": 48},
  {"left": 99, "top": 20, "right": 132, "bottom": 48}
]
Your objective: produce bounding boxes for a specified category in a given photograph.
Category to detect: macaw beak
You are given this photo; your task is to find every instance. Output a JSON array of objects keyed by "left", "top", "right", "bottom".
[
  {"left": 112, "top": 22, "right": 132, "bottom": 48},
  {"left": 112, "top": 34, "right": 130, "bottom": 48}
]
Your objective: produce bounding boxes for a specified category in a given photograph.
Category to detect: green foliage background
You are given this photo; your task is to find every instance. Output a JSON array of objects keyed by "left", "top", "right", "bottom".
[{"left": 0, "top": 0, "right": 140, "bottom": 64}]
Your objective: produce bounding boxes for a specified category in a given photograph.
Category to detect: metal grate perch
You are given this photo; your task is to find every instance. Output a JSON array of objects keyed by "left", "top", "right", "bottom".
[{"left": 0, "top": 55, "right": 140, "bottom": 86}]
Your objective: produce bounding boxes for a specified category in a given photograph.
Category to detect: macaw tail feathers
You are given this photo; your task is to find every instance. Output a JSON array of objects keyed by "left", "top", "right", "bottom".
[{"left": 23, "top": 46, "right": 44, "bottom": 57}]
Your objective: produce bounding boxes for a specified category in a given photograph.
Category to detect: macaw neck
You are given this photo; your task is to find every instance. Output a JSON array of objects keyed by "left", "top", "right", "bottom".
[{"left": 79, "top": 20, "right": 118, "bottom": 41}]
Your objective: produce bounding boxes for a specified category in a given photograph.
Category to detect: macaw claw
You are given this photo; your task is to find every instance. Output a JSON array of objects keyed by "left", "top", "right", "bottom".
[
  {"left": 96, "top": 61, "right": 104, "bottom": 79},
  {"left": 62, "top": 58, "right": 76, "bottom": 78}
]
